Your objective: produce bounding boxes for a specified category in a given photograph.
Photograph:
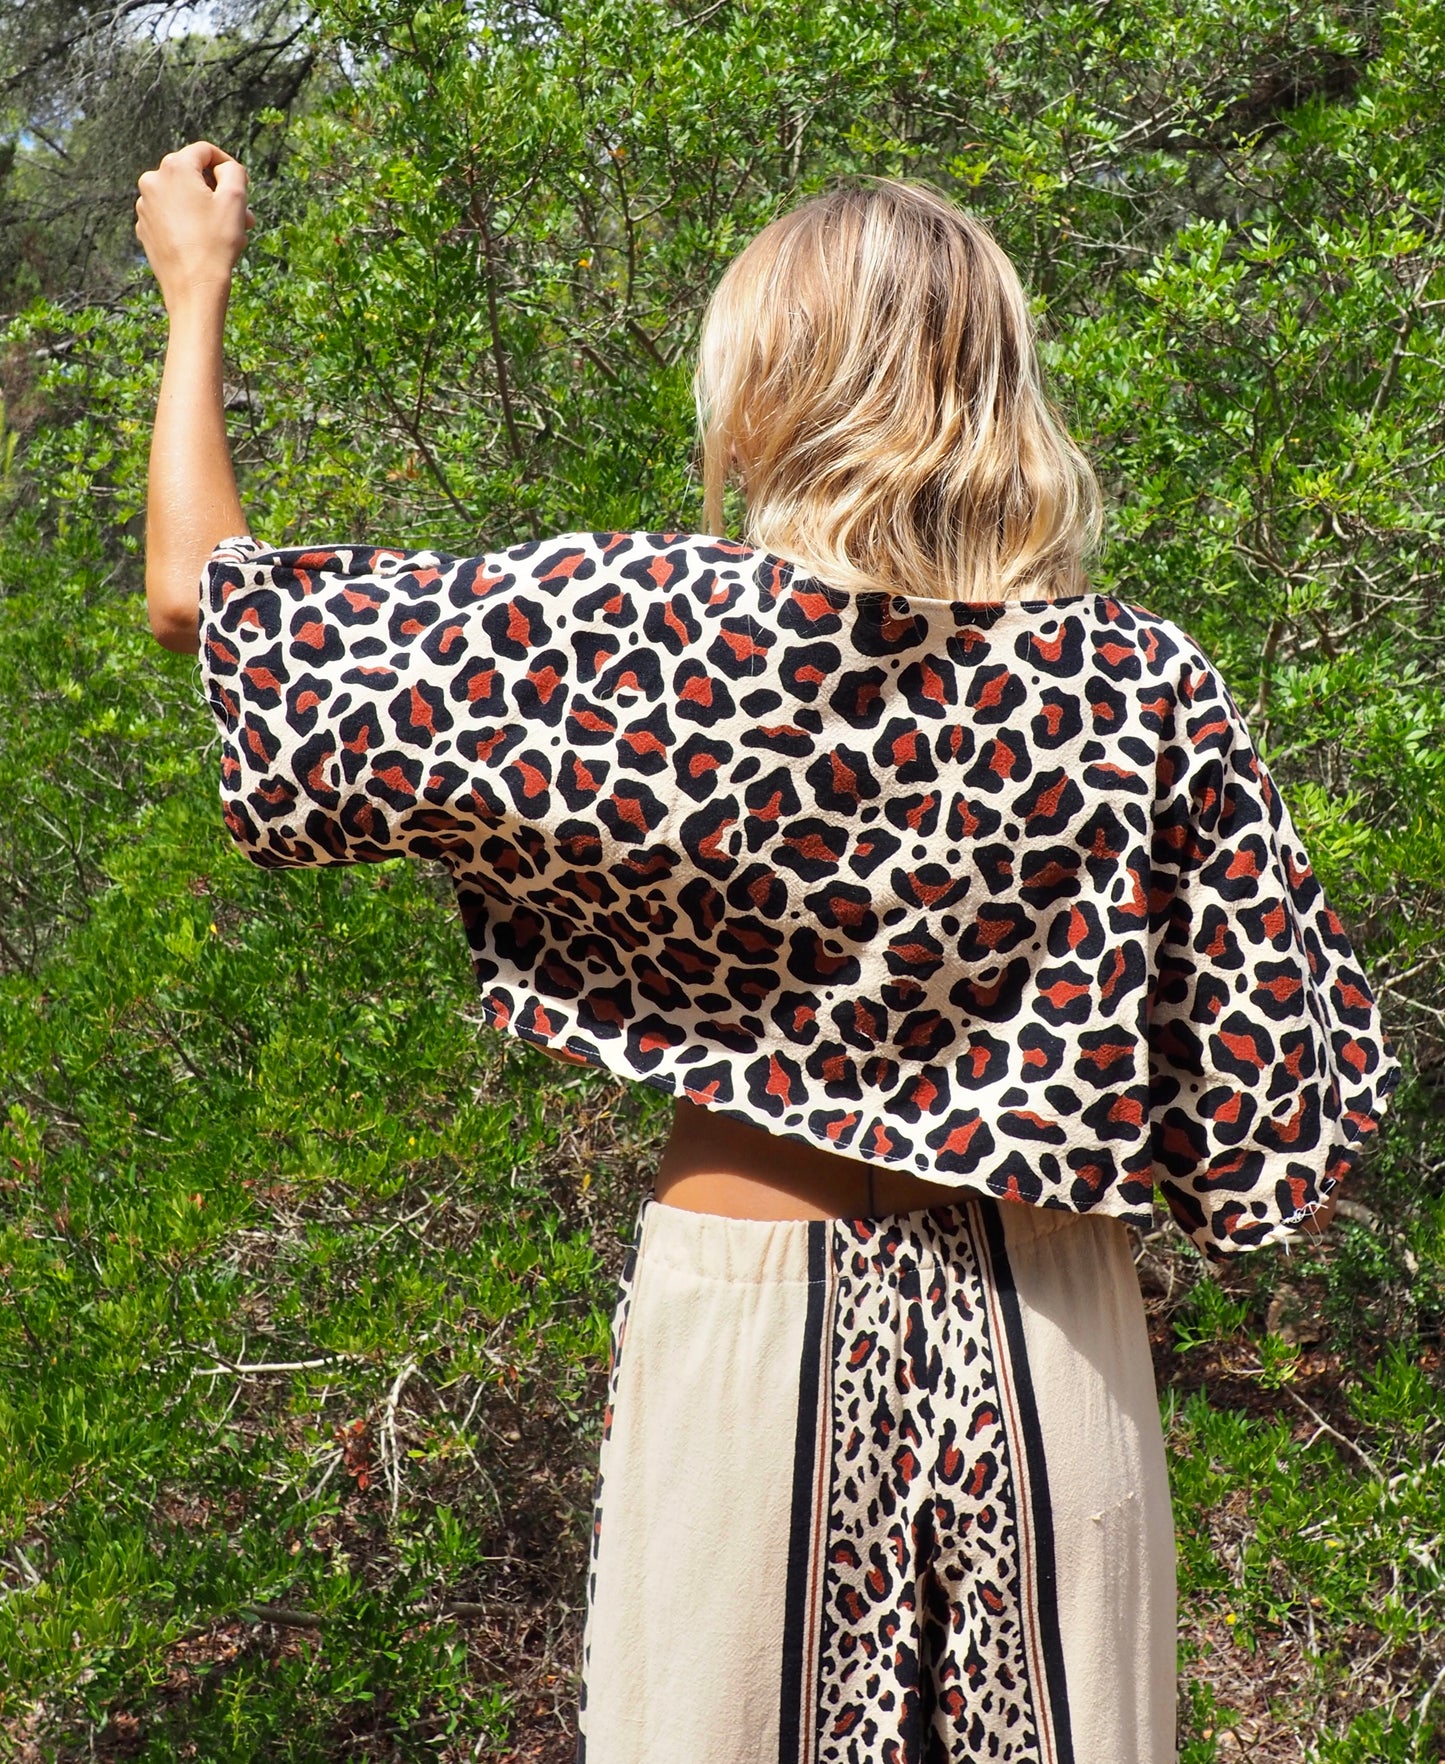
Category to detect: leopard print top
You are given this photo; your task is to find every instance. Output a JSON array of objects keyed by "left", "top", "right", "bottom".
[{"left": 199, "top": 530, "right": 1399, "bottom": 1257}]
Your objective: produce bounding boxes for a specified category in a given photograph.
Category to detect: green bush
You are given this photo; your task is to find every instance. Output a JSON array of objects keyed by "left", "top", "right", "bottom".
[{"left": 2, "top": 0, "right": 1442, "bottom": 1754}]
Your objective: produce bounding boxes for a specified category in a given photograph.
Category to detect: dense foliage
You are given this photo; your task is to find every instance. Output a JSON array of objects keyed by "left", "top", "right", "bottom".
[{"left": 1, "top": 0, "right": 1442, "bottom": 1756}]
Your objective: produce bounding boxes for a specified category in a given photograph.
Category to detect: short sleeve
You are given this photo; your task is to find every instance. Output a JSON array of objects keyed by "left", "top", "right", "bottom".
[
  {"left": 1147, "top": 650, "right": 1400, "bottom": 1257},
  {"left": 198, "top": 535, "right": 517, "bottom": 870}
]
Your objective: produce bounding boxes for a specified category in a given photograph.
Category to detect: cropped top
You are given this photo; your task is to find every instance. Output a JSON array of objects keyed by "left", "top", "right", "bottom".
[{"left": 199, "top": 529, "right": 1399, "bottom": 1256}]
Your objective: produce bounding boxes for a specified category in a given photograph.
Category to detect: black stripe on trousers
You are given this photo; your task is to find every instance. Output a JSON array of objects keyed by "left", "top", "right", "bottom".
[
  {"left": 778, "top": 1221, "right": 828, "bottom": 1764},
  {"left": 978, "top": 1198, "right": 1076, "bottom": 1764}
]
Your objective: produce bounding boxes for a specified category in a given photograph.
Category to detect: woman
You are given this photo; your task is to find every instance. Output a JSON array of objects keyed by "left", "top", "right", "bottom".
[{"left": 137, "top": 142, "right": 1397, "bottom": 1764}]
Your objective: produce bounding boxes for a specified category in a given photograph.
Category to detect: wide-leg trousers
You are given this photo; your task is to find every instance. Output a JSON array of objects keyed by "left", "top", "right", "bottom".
[{"left": 577, "top": 1194, "right": 1176, "bottom": 1764}]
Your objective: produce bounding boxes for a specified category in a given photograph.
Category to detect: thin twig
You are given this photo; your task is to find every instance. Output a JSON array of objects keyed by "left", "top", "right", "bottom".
[
  {"left": 242, "top": 1603, "right": 324, "bottom": 1629},
  {"left": 191, "top": 1354, "right": 358, "bottom": 1378},
  {"left": 1416, "top": 1656, "right": 1445, "bottom": 1731},
  {"left": 382, "top": 1357, "right": 419, "bottom": 1524},
  {"left": 1283, "top": 1387, "right": 1385, "bottom": 1481}
]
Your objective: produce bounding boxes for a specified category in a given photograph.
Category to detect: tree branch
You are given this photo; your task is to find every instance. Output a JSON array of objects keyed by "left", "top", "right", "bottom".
[{"left": 468, "top": 192, "right": 528, "bottom": 470}]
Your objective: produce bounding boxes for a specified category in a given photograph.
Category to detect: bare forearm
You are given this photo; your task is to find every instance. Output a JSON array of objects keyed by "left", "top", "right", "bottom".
[{"left": 146, "top": 287, "right": 248, "bottom": 653}]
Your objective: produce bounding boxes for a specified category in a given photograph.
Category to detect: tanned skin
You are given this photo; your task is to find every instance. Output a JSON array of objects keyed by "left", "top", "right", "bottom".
[{"left": 136, "top": 140, "right": 252, "bottom": 653}]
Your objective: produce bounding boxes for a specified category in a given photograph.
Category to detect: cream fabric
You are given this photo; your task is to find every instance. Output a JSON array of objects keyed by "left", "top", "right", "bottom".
[
  {"left": 995, "top": 1201, "right": 1177, "bottom": 1762},
  {"left": 580, "top": 1203, "right": 812, "bottom": 1761}
]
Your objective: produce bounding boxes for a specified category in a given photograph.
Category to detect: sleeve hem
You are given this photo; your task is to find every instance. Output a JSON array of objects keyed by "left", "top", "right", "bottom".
[{"left": 1185, "top": 1058, "right": 1402, "bottom": 1260}]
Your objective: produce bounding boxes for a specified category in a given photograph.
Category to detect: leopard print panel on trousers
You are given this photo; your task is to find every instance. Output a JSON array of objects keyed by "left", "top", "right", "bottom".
[{"left": 807, "top": 1206, "right": 1050, "bottom": 1763}]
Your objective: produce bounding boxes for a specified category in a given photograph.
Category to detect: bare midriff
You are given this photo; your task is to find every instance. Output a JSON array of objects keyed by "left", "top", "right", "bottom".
[{"left": 653, "top": 1097, "right": 969, "bottom": 1220}]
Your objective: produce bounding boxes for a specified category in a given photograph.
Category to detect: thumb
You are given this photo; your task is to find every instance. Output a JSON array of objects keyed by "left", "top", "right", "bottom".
[{"left": 212, "top": 159, "right": 249, "bottom": 200}]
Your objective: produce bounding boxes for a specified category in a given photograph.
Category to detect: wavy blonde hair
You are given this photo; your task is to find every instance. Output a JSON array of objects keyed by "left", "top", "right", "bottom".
[{"left": 695, "top": 180, "right": 1101, "bottom": 602}]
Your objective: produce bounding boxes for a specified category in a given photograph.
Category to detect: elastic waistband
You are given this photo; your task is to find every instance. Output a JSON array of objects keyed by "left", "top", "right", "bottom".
[
  {"left": 634, "top": 1191, "right": 1093, "bottom": 1285},
  {"left": 635, "top": 1194, "right": 992, "bottom": 1285}
]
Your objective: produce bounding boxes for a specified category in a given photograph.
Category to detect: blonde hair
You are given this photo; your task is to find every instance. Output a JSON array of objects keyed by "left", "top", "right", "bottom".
[{"left": 694, "top": 180, "right": 1101, "bottom": 603}]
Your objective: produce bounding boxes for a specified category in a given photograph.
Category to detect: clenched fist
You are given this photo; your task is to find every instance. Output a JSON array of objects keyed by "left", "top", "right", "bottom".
[{"left": 136, "top": 141, "right": 255, "bottom": 313}]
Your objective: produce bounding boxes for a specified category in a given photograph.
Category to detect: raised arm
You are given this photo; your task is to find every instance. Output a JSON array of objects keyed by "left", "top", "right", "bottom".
[{"left": 135, "top": 141, "right": 254, "bottom": 654}]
